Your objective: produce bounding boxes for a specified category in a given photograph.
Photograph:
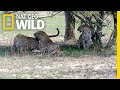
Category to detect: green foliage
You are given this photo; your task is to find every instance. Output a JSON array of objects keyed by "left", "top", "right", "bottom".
[
  {"left": 61, "top": 45, "right": 116, "bottom": 57},
  {"left": 0, "top": 13, "right": 115, "bottom": 57}
]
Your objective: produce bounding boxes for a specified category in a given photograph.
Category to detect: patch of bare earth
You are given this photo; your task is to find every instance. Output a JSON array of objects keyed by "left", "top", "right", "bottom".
[
  {"left": 0, "top": 35, "right": 116, "bottom": 79},
  {"left": 0, "top": 55, "right": 116, "bottom": 79}
]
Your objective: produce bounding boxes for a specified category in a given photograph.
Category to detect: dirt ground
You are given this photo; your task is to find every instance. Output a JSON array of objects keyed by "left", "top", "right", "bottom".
[
  {"left": 0, "top": 12, "right": 116, "bottom": 79},
  {"left": 0, "top": 35, "right": 117, "bottom": 79},
  {"left": 0, "top": 54, "right": 116, "bottom": 79}
]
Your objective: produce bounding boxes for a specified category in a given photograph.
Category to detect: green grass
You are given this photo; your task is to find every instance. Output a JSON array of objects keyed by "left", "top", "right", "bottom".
[
  {"left": 0, "top": 13, "right": 113, "bottom": 39},
  {"left": 0, "top": 44, "right": 116, "bottom": 57},
  {"left": 0, "top": 46, "right": 11, "bottom": 56},
  {"left": 0, "top": 15, "right": 66, "bottom": 39},
  {"left": 0, "top": 13, "right": 116, "bottom": 57},
  {"left": 60, "top": 46, "right": 116, "bottom": 57},
  {"left": 0, "top": 12, "right": 116, "bottom": 79}
]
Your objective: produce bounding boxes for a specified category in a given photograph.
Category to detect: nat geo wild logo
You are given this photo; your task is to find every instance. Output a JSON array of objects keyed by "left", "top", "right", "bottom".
[{"left": 2, "top": 14, "right": 45, "bottom": 30}]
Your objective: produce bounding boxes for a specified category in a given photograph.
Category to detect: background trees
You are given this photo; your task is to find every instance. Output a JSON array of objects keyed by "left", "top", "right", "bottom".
[
  {"left": 64, "top": 11, "right": 116, "bottom": 49},
  {"left": 1, "top": 11, "right": 116, "bottom": 49},
  {"left": 64, "top": 11, "right": 75, "bottom": 41}
]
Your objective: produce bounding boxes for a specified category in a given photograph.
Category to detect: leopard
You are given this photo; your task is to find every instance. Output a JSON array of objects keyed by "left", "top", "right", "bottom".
[
  {"left": 13, "top": 34, "right": 38, "bottom": 54},
  {"left": 13, "top": 28, "right": 60, "bottom": 55},
  {"left": 77, "top": 24, "right": 92, "bottom": 49},
  {"left": 33, "top": 28, "right": 60, "bottom": 55}
]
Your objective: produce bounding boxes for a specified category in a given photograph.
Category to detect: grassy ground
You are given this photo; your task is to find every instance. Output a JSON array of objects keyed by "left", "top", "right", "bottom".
[{"left": 0, "top": 12, "right": 116, "bottom": 79}]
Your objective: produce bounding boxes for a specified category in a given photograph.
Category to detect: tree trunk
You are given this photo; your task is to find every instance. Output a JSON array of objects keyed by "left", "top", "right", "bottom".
[
  {"left": 64, "top": 11, "right": 75, "bottom": 41},
  {"left": 95, "top": 11, "right": 105, "bottom": 48},
  {"left": 105, "top": 11, "right": 117, "bottom": 48}
]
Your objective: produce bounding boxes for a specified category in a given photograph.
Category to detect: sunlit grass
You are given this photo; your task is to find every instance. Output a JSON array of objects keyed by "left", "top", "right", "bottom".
[{"left": 0, "top": 15, "right": 116, "bottom": 57}]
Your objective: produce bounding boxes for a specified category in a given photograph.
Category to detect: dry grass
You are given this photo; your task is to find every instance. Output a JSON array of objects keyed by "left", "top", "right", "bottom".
[
  {"left": 0, "top": 55, "right": 116, "bottom": 79},
  {"left": 0, "top": 38, "right": 116, "bottom": 79},
  {"left": 0, "top": 14, "right": 116, "bottom": 79}
]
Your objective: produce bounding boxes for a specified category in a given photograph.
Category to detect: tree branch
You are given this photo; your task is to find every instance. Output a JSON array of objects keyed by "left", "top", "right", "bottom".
[
  {"left": 71, "top": 11, "right": 95, "bottom": 30},
  {"left": 78, "top": 12, "right": 95, "bottom": 30},
  {"left": 37, "top": 11, "right": 62, "bottom": 19},
  {"left": 92, "top": 14, "right": 114, "bottom": 31},
  {"left": 0, "top": 11, "right": 62, "bottom": 19}
]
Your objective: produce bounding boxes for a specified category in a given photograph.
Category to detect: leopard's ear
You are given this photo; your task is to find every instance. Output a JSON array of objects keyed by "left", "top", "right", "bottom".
[
  {"left": 34, "top": 33, "right": 36, "bottom": 37},
  {"left": 34, "top": 32, "right": 38, "bottom": 40},
  {"left": 34, "top": 34, "right": 40, "bottom": 41},
  {"left": 82, "top": 30, "right": 85, "bottom": 33},
  {"left": 34, "top": 32, "right": 37, "bottom": 37},
  {"left": 77, "top": 28, "right": 82, "bottom": 32}
]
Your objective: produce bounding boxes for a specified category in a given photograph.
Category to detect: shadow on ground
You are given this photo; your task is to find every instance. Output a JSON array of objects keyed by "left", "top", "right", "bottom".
[{"left": 0, "top": 44, "right": 116, "bottom": 58}]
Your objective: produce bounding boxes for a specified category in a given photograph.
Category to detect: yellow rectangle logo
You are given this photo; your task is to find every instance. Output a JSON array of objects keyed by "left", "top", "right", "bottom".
[
  {"left": 2, "top": 14, "right": 15, "bottom": 30},
  {"left": 117, "top": 11, "right": 120, "bottom": 79}
]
